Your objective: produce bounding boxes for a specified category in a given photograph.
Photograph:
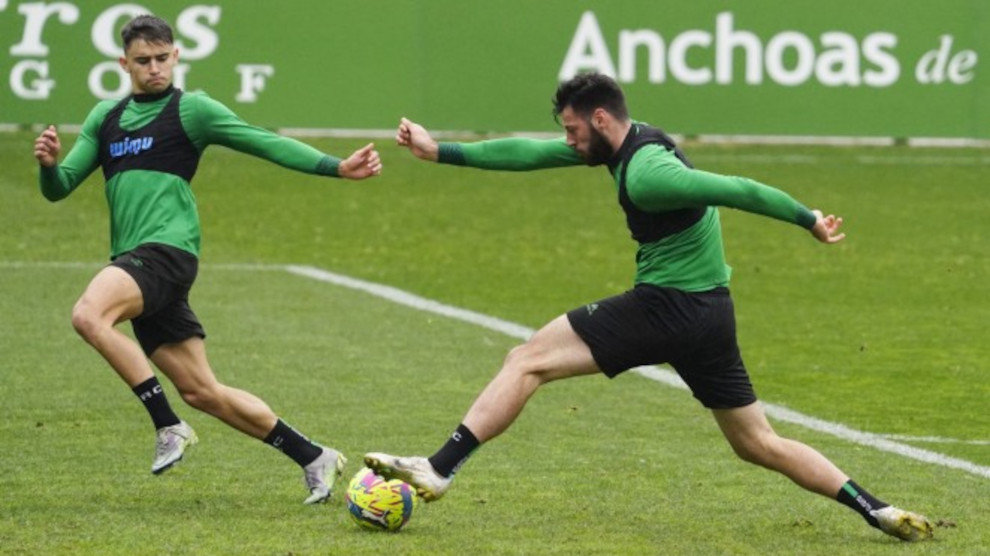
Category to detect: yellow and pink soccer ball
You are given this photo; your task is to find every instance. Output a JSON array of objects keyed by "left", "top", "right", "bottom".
[{"left": 345, "top": 467, "right": 418, "bottom": 532}]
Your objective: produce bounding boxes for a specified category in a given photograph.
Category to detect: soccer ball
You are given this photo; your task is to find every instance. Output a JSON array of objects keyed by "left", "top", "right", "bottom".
[{"left": 345, "top": 467, "right": 418, "bottom": 532}]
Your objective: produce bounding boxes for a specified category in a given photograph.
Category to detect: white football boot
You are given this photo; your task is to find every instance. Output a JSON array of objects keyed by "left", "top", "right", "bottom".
[
  {"left": 151, "top": 421, "right": 198, "bottom": 475},
  {"left": 871, "top": 506, "right": 934, "bottom": 541},
  {"left": 303, "top": 447, "right": 347, "bottom": 505},
  {"left": 363, "top": 452, "right": 451, "bottom": 502}
]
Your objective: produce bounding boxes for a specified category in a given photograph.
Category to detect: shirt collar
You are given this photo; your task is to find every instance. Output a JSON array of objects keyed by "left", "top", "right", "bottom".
[
  {"left": 133, "top": 84, "right": 175, "bottom": 103},
  {"left": 607, "top": 122, "right": 640, "bottom": 173}
]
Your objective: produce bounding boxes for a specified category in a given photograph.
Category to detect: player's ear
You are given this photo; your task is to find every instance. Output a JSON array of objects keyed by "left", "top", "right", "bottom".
[
  {"left": 592, "top": 107, "right": 609, "bottom": 131},
  {"left": 118, "top": 55, "right": 128, "bottom": 71}
]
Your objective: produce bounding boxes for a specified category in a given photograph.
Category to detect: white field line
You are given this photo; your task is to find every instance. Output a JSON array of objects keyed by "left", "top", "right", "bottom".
[
  {"left": 6, "top": 260, "right": 988, "bottom": 478},
  {"left": 282, "top": 265, "right": 990, "bottom": 480},
  {"left": 7, "top": 126, "right": 988, "bottom": 165},
  {"left": 698, "top": 154, "right": 990, "bottom": 166},
  {"left": 7, "top": 123, "right": 990, "bottom": 148},
  {"left": 877, "top": 434, "right": 990, "bottom": 446},
  {"left": 281, "top": 129, "right": 988, "bottom": 165},
  {"left": 284, "top": 265, "right": 535, "bottom": 340},
  {"left": 0, "top": 260, "right": 101, "bottom": 269},
  {"left": 697, "top": 134, "right": 895, "bottom": 146},
  {"left": 274, "top": 129, "right": 990, "bottom": 150},
  {"left": 698, "top": 154, "right": 821, "bottom": 165},
  {"left": 279, "top": 129, "right": 990, "bottom": 165}
]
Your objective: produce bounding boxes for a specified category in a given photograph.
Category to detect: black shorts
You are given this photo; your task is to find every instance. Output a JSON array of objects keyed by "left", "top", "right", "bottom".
[
  {"left": 567, "top": 284, "right": 756, "bottom": 409},
  {"left": 110, "top": 243, "right": 205, "bottom": 356}
]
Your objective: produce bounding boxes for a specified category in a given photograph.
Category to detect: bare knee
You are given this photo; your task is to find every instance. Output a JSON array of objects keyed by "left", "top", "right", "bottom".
[
  {"left": 179, "top": 382, "right": 224, "bottom": 413},
  {"left": 71, "top": 300, "right": 103, "bottom": 342},
  {"left": 730, "top": 441, "right": 765, "bottom": 465},
  {"left": 501, "top": 343, "right": 549, "bottom": 384},
  {"left": 502, "top": 344, "right": 528, "bottom": 370},
  {"left": 728, "top": 432, "right": 784, "bottom": 468}
]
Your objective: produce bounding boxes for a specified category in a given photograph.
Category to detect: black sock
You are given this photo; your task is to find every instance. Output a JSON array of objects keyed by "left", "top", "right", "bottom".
[
  {"left": 132, "top": 377, "right": 181, "bottom": 430},
  {"left": 428, "top": 424, "right": 480, "bottom": 478},
  {"left": 836, "top": 480, "right": 889, "bottom": 528},
  {"left": 263, "top": 419, "right": 323, "bottom": 467}
]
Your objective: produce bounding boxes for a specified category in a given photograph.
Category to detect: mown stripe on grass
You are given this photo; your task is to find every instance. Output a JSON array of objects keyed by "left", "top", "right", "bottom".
[
  {"left": 285, "top": 264, "right": 990, "bottom": 481},
  {"left": 5, "top": 260, "right": 987, "bottom": 479}
]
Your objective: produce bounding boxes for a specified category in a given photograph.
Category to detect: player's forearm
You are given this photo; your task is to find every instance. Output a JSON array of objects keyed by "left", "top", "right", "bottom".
[
  {"left": 693, "top": 172, "right": 816, "bottom": 228},
  {"left": 39, "top": 132, "right": 99, "bottom": 201},
  {"left": 38, "top": 165, "right": 74, "bottom": 201},
  {"left": 192, "top": 94, "right": 342, "bottom": 177},
  {"left": 258, "top": 135, "right": 343, "bottom": 177},
  {"left": 221, "top": 127, "right": 342, "bottom": 177},
  {"left": 438, "top": 137, "right": 581, "bottom": 171},
  {"left": 631, "top": 164, "right": 816, "bottom": 229},
  {"left": 38, "top": 156, "right": 96, "bottom": 201},
  {"left": 711, "top": 178, "right": 816, "bottom": 227}
]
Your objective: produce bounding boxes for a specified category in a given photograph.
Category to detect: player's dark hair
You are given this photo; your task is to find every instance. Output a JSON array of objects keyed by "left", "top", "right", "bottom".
[
  {"left": 552, "top": 72, "right": 629, "bottom": 122},
  {"left": 121, "top": 15, "right": 174, "bottom": 51}
]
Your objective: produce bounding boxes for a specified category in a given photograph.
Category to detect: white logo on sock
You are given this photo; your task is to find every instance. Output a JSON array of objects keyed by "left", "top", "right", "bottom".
[{"left": 138, "top": 384, "right": 163, "bottom": 401}]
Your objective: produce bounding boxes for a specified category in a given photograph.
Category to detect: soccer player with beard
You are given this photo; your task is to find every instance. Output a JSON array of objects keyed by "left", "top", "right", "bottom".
[
  {"left": 365, "top": 72, "right": 933, "bottom": 541},
  {"left": 33, "top": 14, "right": 382, "bottom": 504}
]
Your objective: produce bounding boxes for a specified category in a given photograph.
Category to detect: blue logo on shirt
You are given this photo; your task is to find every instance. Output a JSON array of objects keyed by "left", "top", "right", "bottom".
[{"left": 109, "top": 136, "right": 154, "bottom": 158}]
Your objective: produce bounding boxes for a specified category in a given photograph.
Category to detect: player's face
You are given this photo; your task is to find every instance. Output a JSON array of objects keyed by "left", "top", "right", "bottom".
[
  {"left": 120, "top": 39, "right": 178, "bottom": 95},
  {"left": 560, "top": 106, "right": 613, "bottom": 166}
]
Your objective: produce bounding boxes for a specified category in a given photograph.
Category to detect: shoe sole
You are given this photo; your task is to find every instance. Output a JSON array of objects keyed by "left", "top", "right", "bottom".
[
  {"left": 152, "top": 457, "right": 180, "bottom": 475},
  {"left": 151, "top": 430, "right": 199, "bottom": 475},
  {"left": 363, "top": 455, "right": 442, "bottom": 502}
]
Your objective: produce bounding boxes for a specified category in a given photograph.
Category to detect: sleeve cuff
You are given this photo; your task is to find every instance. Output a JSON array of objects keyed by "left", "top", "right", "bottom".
[
  {"left": 437, "top": 143, "right": 466, "bottom": 165},
  {"left": 40, "top": 164, "right": 60, "bottom": 179},
  {"left": 315, "top": 155, "right": 342, "bottom": 177},
  {"left": 796, "top": 206, "right": 817, "bottom": 229}
]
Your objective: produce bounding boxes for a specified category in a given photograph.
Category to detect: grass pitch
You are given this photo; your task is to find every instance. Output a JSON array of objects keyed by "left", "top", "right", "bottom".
[{"left": 1, "top": 131, "right": 988, "bottom": 554}]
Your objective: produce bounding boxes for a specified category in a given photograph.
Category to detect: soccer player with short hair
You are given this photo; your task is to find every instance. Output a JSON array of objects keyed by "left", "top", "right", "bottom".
[
  {"left": 32, "top": 14, "right": 381, "bottom": 504},
  {"left": 366, "top": 72, "right": 934, "bottom": 541}
]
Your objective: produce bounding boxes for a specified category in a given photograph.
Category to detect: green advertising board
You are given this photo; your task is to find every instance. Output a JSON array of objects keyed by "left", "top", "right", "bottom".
[{"left": 1, "top": 0, "right": 986, "bottom": 138}]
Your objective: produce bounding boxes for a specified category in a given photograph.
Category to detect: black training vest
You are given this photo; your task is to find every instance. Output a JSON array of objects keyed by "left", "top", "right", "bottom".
[
  {"left": 607, "top": 123, "right": 705, "bottom": 244},
  {"left": 97, "top": 87, "right": 200, "bottom": 182}
]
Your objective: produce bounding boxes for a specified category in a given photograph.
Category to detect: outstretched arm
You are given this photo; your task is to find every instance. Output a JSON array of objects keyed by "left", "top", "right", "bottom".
[
  {"left": 628, "top": 147, "right": 845, "bottom": 243},
  {"left": 193, "top": 94, "right": 380, "bottom": 180},
  {"left": 396, "top": 117, "right": 583, "bottom": 171}
]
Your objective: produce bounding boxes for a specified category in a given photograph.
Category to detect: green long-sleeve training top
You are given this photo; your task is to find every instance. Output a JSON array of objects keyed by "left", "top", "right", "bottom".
[
  {"left": 39, "top": 88, "right": 342, "bottom": 259},
  {"left": 436, "top": 125, "right": 816, "bottom": 292}
]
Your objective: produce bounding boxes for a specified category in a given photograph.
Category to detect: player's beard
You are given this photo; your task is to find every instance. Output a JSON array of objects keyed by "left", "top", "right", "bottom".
[{"left": 582, "top": 126, "right": 614, "bottom": 166}]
